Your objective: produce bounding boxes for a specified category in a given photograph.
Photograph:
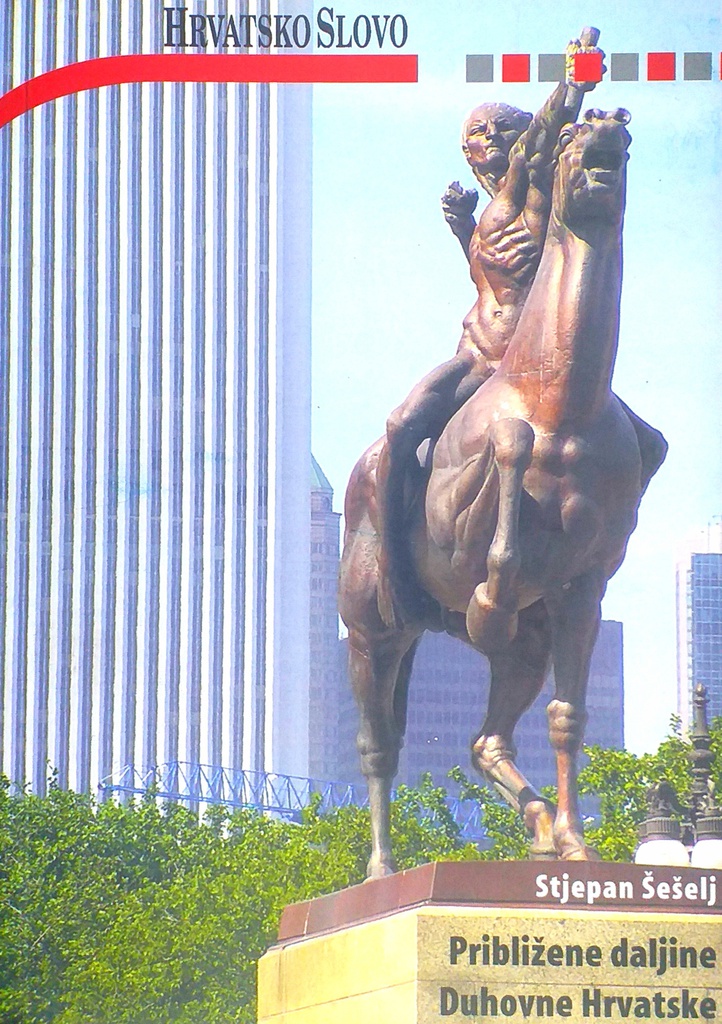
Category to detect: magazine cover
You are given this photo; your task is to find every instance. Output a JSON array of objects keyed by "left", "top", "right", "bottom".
[{"left": 0, "top": 0, "right": 720, "bottom": 1018}]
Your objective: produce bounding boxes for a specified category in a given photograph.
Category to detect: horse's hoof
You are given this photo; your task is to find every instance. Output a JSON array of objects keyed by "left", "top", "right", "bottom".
[
  {"left": 566, "top": 844, "right": 601, "bottom": 862},
  {"left": 529, "top": 843, "right": 558, "bottom": 861},
  {"left": 466, "top": 586, "right": 518, "bottom": 651},
  {"left": 524, "top": 799, "right": 557, "bottom": 860},
  {"left": 365, "top": 855, "right": 398, "bottom": 881},
  {"left": 556, "top": 837, "right": 601, "bottom": 861}
]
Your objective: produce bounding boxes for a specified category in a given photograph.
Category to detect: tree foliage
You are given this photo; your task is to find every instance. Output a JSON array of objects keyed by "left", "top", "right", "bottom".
[
  {"left": 0, "top": 774, "right": 478, "bottom": 1024},
  {"left": 579, "top": 716, "right": 722, "bottom": 861},
  {"left": 1, "top": 720, "right": 719, "bottom": 1022},
  {"left": 447, "top": 765, "right": 529, "bottom": 860}
]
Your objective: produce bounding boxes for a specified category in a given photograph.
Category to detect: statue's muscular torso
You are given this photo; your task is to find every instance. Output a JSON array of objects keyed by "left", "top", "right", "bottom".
[{"left": 457, "top": 164, "right": 551, "bottom": 372}]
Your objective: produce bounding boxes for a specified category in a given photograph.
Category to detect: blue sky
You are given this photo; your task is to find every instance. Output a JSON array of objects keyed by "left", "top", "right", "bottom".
[{"left": 310, "top": 0, "right": 722, "bottom": 753}]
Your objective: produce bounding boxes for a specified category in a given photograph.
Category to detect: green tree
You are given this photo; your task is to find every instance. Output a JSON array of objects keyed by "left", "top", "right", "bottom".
[
  {"left": 2, "top": 719, "right": 719, "bottom": 1023},
  {"left": 579, "top": 716, "right": 722, "bottom": 861},
  {"left": 0, "top": 779, "right": 216, "bottom": 1023},
  {"left": 0, "top": 774, "right": 479, "bottom": 1024},
  {"left": 447, "top": 765, "right": 529, "bottom": 860}
]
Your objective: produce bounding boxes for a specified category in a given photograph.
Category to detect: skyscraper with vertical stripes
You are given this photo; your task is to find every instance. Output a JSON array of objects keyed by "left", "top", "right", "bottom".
[
  {"left": 0, "top": 2, "right": 312, "bottom": 794},
  {"left": 309, "top": 456, "right": 343, "bottom": 781}
]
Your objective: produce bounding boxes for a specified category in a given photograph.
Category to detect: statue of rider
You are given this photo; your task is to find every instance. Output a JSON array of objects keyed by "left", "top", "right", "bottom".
[{"left": 375, "top": 30, "right": 603, "bottom": 628}]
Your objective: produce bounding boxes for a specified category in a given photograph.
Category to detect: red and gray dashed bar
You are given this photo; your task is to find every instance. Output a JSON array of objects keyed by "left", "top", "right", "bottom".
[{"left": 466, "top": 51, "right": 718, "bottom": 83}]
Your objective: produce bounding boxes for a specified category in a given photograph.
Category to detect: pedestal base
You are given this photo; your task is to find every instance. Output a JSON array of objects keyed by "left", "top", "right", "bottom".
[{"left": 258, "top": 862, "right": 721, "bottom": 1023}]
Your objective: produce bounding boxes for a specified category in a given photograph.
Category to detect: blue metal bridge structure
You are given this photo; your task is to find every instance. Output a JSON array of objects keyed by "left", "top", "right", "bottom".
[{"left": 99, "top": 762, "right": 486, "bottom": 843}]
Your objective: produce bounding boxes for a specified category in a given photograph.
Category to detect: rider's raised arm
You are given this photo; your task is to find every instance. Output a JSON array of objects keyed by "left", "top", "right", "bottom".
[{"left": 505, "top": 28, "right": 601, "bottom": 194}]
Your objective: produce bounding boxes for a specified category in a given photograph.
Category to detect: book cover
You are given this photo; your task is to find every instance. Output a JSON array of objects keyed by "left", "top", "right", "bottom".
[
  {"left": 0, "top": 0, "right": 720, "bottom": 803},
  {"left": 1, "top": 3, "right": 721, "bottom": 1021}
]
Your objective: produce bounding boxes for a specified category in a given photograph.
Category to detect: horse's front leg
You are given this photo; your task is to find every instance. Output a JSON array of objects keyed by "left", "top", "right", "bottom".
[
  {"left": 474, "top": 600, "right": 556, "bottom": 859},
  {"left": 545, "top": 571, "right": 606, "bottom": 861}
]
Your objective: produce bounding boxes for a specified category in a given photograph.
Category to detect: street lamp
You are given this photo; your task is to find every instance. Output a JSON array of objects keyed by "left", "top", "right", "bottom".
[
  {"left": 634, "top": 684, "right": 722, "bottom": 868},
  {"left": 689, "top": 683, "right": 722, "bottom": 868},
  {"left": 633, "top": 780, "right": 689, "bottom": 866}
]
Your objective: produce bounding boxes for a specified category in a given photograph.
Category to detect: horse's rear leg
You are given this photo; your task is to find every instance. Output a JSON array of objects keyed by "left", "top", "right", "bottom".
[
  {"left": 349, "top": 627, "right": 420, "bottom": 879},
  {"left": 472, "top": 600, "right": 556, "bottom": 858},
  {"left": 466, "top": 418, "right": 534, "bottom": 651},
  {"left": 545, "top": 571, "right": 607, "bottom": 861}
]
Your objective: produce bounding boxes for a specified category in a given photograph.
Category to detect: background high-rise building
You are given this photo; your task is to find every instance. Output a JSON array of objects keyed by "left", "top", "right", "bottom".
[
  {"left": 676, "top": 519, "right": 722, "bottom": 732},
  {"left": 331, "top": 598, "right": 624, "bottom": 793},
  {"left": 309, "top": 457, "right": 344, "bottom": 780},
  {"left": 397, "top": 623, "right": 624, "bottom": 790},
  {"left": 0, "top": 2, "right": 312, "bottom": 794}
]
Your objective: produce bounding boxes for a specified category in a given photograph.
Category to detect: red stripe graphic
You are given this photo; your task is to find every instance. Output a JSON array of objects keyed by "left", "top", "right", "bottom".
[
  {"left": 0, "top": 53, "right": 418, "bottom": 130},
  {"left": 647, "top": 52, "right": 676, "bottom": 81},
  {"left": 573, "top": 51, "right": 603, "bottom": 83},
  {"left": 502, "top": 53, "right": 531, "bottom": 82}
]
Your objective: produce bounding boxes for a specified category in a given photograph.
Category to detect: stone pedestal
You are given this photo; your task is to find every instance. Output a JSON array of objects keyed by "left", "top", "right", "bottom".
[{"left": 258, "top": 862, "right": 721, "bottom": 1023}]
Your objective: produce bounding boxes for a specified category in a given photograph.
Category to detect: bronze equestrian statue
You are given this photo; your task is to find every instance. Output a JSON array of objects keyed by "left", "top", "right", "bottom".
[
  {"left": 339, "top": 103, "right": 667, "bottom": 877},
  {"left": 375, "top": 29, "right": 606, "bottom": 630}
]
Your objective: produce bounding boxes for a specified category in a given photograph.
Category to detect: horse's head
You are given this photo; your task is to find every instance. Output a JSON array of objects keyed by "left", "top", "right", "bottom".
[{"left": 553, "top": 108, "right": 631, "bottom": 230}]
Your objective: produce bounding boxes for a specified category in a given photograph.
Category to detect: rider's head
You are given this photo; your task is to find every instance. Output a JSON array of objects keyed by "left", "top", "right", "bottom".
[{"left": 462, "top": 103, "right": 533, "bottom": 191}]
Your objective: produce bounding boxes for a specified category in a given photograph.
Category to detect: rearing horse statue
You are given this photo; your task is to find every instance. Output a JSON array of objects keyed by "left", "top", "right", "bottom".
[{"left": 339, "top": 109, "right": 667, "bottom": 877}]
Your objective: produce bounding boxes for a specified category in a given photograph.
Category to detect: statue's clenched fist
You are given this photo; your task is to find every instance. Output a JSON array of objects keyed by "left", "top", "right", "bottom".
[
  {"left": 565, "top": 26, "right": 605, "bottom": 92},
  {"left": 441, "top": 180, "right": 478, "bottom": 232}
]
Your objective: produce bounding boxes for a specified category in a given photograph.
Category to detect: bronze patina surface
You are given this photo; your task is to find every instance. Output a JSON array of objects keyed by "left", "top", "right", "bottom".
[{"left": 338, "top": 31, "right": 667, "bottom": 878}]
